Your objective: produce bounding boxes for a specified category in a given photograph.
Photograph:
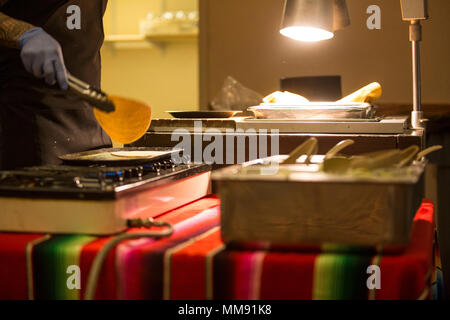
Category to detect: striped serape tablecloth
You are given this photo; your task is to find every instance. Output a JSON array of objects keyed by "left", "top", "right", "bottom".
[{"left": 0, "top": 196, "right": 443, "bottom": 300}]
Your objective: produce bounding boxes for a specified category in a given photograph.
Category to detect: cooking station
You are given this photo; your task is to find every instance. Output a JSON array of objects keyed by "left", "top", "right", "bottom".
[{"left": 0, "top": 149, "right": 211, "bottom": 235}]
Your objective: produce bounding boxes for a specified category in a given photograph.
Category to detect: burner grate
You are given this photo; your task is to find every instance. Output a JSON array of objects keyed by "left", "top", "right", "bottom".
[{"left": 0, "top": 160, "right": 209, "bottom": 200}]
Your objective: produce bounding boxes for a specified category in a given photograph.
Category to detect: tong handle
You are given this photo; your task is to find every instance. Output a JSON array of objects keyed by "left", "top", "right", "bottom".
[
  {"left": 282, "top": 138, "right": 318, "bottom": 165},
  {"left": 67, "top": 73, "right": 115, "bottom": 113},
  {"left": 67, "top": 73, "right": 90, "bottom": 92},
  {"left": 325, "top": 140, "right": 355, "bottom": 160}
]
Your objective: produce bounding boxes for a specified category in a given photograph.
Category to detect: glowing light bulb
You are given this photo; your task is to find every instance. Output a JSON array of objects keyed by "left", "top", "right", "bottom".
[{"left": 280, "top": 26, "right": 334, "bottom": 42}]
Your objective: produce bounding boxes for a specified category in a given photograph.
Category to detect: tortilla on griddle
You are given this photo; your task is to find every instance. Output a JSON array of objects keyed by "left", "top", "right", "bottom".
[{"left": 110, "top": 151, "right": 166, "bottom": 159}]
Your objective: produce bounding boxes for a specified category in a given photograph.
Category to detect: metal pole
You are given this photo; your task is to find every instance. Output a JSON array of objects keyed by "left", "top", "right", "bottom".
[{"left": 410, "top": 20, "right": 423, "bottom": 129}]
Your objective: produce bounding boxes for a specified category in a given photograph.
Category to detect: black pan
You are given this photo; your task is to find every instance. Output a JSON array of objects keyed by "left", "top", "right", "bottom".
[{"left": 59, "top": 147, "right": 182, "bottom": 166}]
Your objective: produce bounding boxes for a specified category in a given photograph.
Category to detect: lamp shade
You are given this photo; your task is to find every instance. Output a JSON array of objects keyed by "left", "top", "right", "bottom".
[{"left": 280, "top": 0, "right": 350, "bottom": 42}]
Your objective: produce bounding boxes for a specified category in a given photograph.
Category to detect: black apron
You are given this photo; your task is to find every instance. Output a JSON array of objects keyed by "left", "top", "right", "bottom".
[{"left": 0, "top": 0, "right": 112, "bottom": 170}]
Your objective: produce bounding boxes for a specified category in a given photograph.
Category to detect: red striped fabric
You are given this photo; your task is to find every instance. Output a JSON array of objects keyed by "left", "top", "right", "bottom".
[
  {"left": 0, "top": 234, "right": 45, "bottom": 300},
  {"left": 113, "top": 198, "right": 221, "bottom": 299},
  {"left": 260, "top": 253, "right": 318, "bottom": 300},
  {"left": 80, "top": 237, "right": 119, "bottom": 300},
  {"left": 376, "top": 200, "right": 435, "bottom": 300},
  {"left": 0, "top": 197, "right": 438, "bottom": 300},
  {"left": 169, "top": 228, "right": 222, "bottom": 300}
]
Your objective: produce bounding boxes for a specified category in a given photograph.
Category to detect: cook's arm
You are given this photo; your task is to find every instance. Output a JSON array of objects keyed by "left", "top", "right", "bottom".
[
  {"left": 0, "top": 12, "right": 34, "bottom": 48},
  {"left": 0, "top": 11, "right": 68, "bottom": 89}
]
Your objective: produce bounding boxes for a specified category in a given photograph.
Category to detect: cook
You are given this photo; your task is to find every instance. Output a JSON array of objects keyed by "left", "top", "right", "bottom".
[{"left": 0, "top": 0, "right": 111, "bottom": 170}]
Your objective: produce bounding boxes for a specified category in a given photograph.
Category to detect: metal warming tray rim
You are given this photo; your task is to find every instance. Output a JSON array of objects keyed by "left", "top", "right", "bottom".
[
  {"left": 212, "top": 155, "right": 425, "bottom": 185},
  {"left": 248, "top": 102, "right": 376, "bottom": 120},
  {"left": 255, "top": 102, "right": 373, "bottom": 108}
]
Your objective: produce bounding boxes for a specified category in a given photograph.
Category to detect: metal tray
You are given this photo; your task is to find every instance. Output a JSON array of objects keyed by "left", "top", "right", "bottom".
[
  {"left": 213, "top": 156, "right": 425, "bottom": 249},
  {"left": 167, "top": 110, "right": 242, "bottom": 119},
  {"left": 248, "top": 102, "right": 376, "bottom": 120},
  {"left": 59, "top": 147, "right": 181, "bottom": 166}
]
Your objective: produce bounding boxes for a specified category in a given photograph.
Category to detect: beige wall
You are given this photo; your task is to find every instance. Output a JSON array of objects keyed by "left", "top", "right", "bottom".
[
  {"left": 101, "top": 0, "right": 199, "bottom": 119},
  {"left": 200, "top": 0, "right": 450, "bottom": 105}
]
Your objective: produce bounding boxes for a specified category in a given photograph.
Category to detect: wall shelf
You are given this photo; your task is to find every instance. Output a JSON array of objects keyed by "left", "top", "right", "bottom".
[
  {"left": 105, "top": 34, "right": 146, "bottom": 42},
  {"left": 105, "top": 31, "right": 198, "bottom": 44},
  {"left": 146, "top": 31, "right": 198, "bottom": 43}
]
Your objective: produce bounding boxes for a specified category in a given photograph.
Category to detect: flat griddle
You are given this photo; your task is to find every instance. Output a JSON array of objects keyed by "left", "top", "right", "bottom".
[{"left": 59, "top": 147, "right": 181, "bottom": 166}]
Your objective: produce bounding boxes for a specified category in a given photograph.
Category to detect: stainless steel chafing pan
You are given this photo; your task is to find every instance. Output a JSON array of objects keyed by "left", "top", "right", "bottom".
[
  {"left": 212, "top": 156, "right": 425, "bottom": 248},
  {"left": 248, "top": 102, "right": 376, "bottom": 120}
]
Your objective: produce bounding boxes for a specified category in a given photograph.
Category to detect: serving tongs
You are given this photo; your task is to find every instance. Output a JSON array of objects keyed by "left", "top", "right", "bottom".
[
  {"left": 240, "top": 138, "right": 354, "bottom": 175},
  {"left": 68, "top": 73, "right": 115, "bottom": 113},
  {"left": 241, "top": 139, "right": 443, "bottom": 177},
  {"left": 281, "top": 138, "right": 355, "bottom": 165},
  {"left": 282, "top": 138, "right": 319, "bottom": 165},
  {"left": 322, "top": 145, "right": 444, "bottom": 174}
]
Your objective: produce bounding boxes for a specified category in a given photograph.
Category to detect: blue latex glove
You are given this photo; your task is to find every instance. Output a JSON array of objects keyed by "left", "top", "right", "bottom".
[{"left": 18, "top": 27, "right": 69, "bottom": 90}]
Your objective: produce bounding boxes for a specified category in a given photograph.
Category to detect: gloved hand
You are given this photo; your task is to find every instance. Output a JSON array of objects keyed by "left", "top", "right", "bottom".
[{"left": 18, "top": 27, "right": 69, "bottom": 90}]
